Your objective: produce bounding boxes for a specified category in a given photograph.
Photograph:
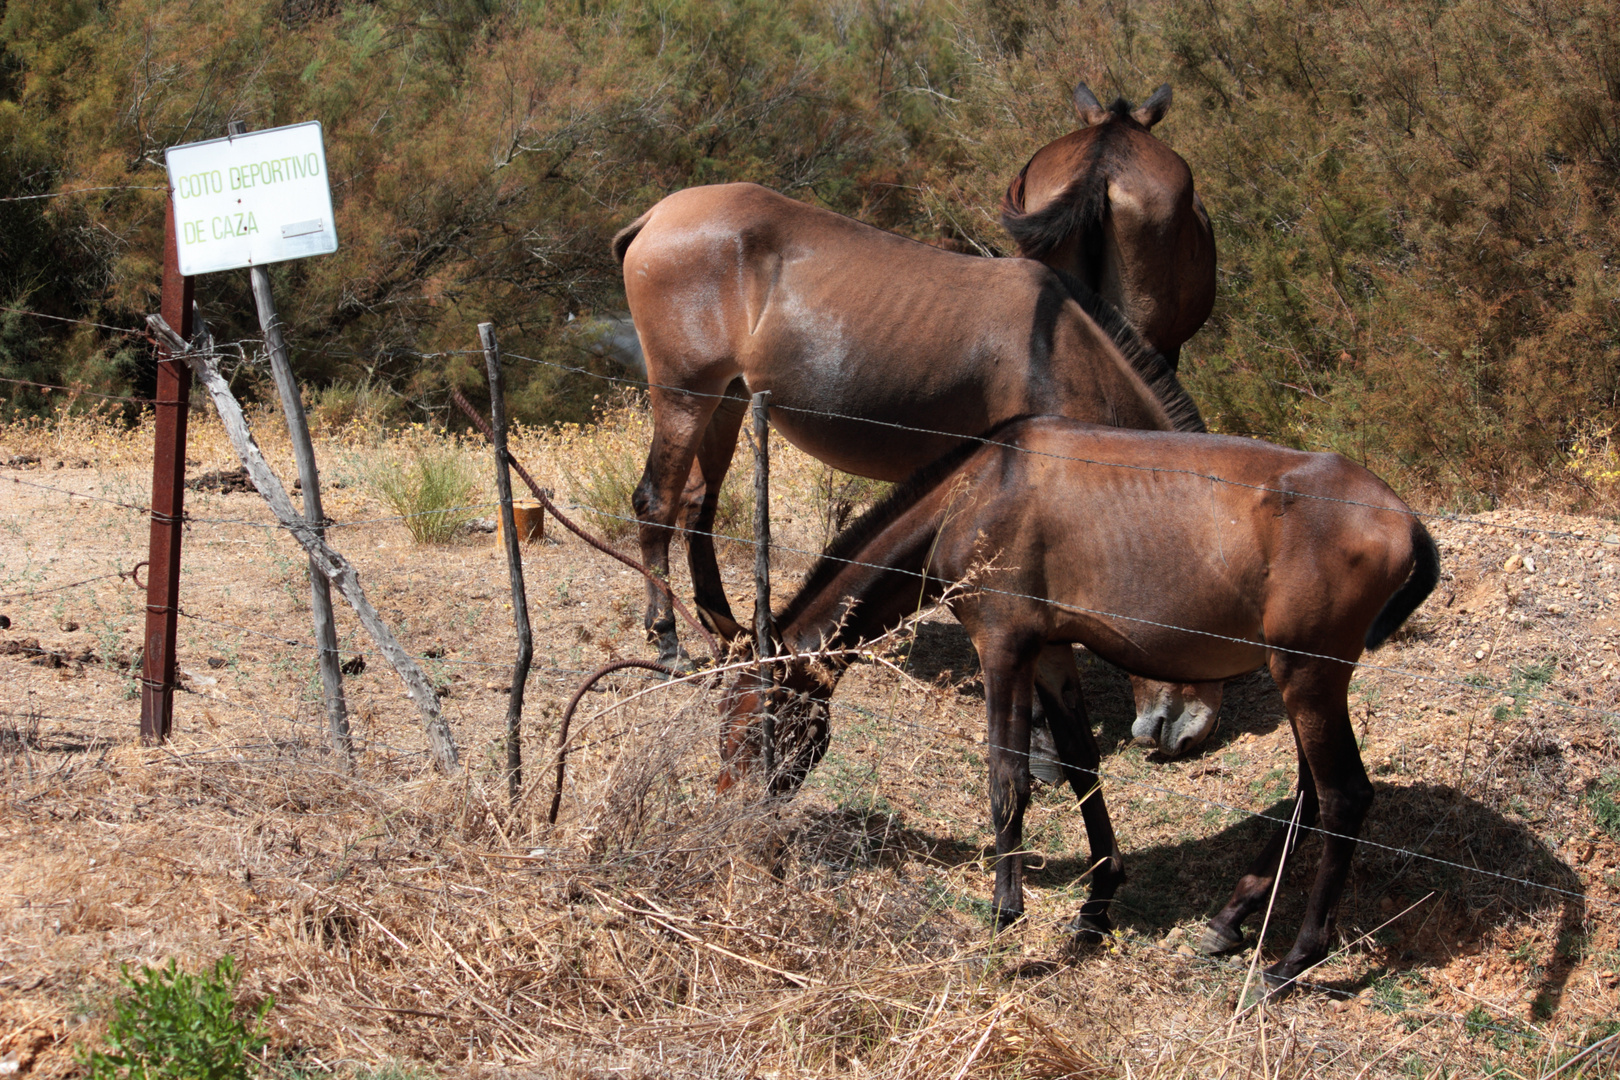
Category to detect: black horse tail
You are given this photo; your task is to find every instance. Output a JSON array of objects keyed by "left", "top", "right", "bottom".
[
  {"left": 611, "top": 211, "right": 652, "bottom": 266},
  {"left": 1365, "top": 518, "right": 1441, "bottom": 651}
]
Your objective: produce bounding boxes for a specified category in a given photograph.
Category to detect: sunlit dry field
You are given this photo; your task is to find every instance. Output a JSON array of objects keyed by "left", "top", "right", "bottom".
[{"left": 1, "top": 405, "right": 1618, "bottom": 1078}]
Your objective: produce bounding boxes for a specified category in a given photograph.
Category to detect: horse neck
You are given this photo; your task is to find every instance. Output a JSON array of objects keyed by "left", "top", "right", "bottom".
[{"left": 774, "top": 488, "right": 956, "bottom": 693}]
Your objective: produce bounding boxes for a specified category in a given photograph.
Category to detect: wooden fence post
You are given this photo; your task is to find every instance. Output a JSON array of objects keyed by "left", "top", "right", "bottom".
[
  {"left": 751, "top": 390, "right": 775, "bottom": 781},
  {"left": 149, "top": 315, "right": 460, "bottom": 774},
  {"left": 227, "top": 119, "right": 353, "bottom": 760},
  {"left": 139, "top": 183, "right": 194, "bottom": 744},
  {"left": 480, "top": 323, "right": 532, "bottom": 806}
]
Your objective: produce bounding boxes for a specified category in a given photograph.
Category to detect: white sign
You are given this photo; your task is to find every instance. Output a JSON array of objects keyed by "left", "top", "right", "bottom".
[{"left": 165, "top": 122, "right": 339, "bottom": 276}]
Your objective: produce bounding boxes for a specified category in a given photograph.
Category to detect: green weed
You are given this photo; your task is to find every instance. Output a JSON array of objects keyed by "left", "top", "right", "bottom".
[
  {"left": 363, "top": 437, "right": 485, "bottom": 544},
  {"left": 77, "top": 956, "right": 271, "bottom": 1080},
  {"left": 1586, "top": 773, "right": 1620, "bottom": 840}
]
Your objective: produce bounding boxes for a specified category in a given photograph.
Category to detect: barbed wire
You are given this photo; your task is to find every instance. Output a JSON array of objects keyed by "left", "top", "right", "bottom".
[
  {"left": 0, "top": 185, "right": 166, "bottom": 203},
  {"left": 182, "top": 502, "right": 504, "bottom": 532},
  {"left": 170, "top": 607, "right": 609, "bottom": 679},
  {"left": 564, "top": 500, "right": 1620, "bottom": 729},
  {"left": 502, "top": 348, "right": 1620, "bottom": 551},
  {"left": 0, "top": 305, "right": 152, "bottom": 337},
  {"left": 0, "top": 376, "right": 159, "bottom": 407},
  {"left": 1, "top": 473, "right": 156, "bottom": 515},
  {"left": 0, "top": 567, "right": 142, "bottom": 603}
]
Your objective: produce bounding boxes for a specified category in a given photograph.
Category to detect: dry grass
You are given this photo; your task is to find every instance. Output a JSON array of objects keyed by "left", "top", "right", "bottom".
[{"left": 1, "top": 407, "right": 1618, "bottom": 1079}]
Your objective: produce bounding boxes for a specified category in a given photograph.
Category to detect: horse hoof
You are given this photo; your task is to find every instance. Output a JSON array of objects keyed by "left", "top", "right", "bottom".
[
  {"left": 992, "top": 905, "right": 1025, "bottom": 931},
  {"left": 1261, "top": 965, "right": 1302, "bottom": 999},
  {"left": 1198, "top": 924, "right": 1245, "bottom": 956},
  {"left": 1069, "top": 912, "right": 1112, "bottom": 945}
]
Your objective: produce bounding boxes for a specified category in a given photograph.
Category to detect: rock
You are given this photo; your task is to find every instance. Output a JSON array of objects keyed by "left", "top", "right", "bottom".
[
  {"left": 1503, "top": 553, "right": 1523, "bottom": 572},
  {"left": 206, "top": 656, "right": 226, "bottom": 668},
  {"left": 59, "top": 619, "right": 78, "bottom": 632},
  {"left": 1524, "top": 555, "right": 1537, "bottom": 574}
]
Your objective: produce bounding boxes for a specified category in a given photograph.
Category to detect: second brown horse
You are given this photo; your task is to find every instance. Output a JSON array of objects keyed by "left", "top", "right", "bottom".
[
  {"left": 721, "top": 416, "right": 1439, "bottom": 992},
  {"left": 614, "top": 182, "right": 1212, "bottom": 751}
]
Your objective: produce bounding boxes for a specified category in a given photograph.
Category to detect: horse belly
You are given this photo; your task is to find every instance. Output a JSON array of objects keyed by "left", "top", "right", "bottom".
[{"left": 1045, "top": 517, "right": 1270, "bottom": 682}]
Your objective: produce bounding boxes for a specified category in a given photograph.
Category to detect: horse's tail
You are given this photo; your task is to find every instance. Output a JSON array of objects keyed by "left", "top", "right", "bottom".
[
  {"left": 1365, "top": 517, "right": 1441, "bottom": 651},
  {"left": 611, "top": 210, "right": 652, "bottom": 266}
]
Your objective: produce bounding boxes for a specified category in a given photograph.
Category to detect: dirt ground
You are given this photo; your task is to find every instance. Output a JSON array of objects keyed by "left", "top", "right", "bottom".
[{"left": 1, "top": 414, "right": 1618, "bottom": 1078}]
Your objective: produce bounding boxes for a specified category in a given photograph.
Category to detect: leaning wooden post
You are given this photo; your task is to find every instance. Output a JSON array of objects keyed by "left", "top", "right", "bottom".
[
  {"left": 139, "top": 188, "right": 194, "bottom": 744},
  {"left": 228, "top": 119, "right": 352, "bottom": 760},
  {"left": 751, "top": 390, "right": 775, "bottom": 781},
  {"left": 149, "top": 315, "right": 459, "bottom": 774},
  {"left": 480, "top": 322, "right": 532, "bottom": 807}
]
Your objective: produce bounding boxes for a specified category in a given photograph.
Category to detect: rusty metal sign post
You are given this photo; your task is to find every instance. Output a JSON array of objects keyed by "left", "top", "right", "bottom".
[
  {"left": 139, "top": 192, "right": 194, "bottom": 744},
  {"left": 142, "top": 119, "right": 343, "bottom": 745}
]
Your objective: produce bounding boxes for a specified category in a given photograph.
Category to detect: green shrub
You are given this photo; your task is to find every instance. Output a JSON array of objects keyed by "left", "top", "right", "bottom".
[
  {"left": 78, "top": 956, "right": 271, "bottom": 1080},
  {"left": 364, "top": 437, "right": 485, "bottom": 544}
]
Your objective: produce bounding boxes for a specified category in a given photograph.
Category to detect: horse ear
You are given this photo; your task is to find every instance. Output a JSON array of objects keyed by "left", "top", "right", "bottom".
[
  {"left": 1072, "top": 82, "right": 1109, "bottom": 126},
  {"left": 1132, "top": 83, "right": 1173, "bottom": 129}
]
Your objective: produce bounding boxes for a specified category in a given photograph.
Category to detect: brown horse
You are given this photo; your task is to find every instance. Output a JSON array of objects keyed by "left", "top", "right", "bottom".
[
  {"left": 1002, "top": 83, "right": 1216, "bottom": 370},
  {"left": 613, "top": 182, "right": 1209, "bottom": 749},
  {"left": 720, "top": 416, "right": 1439, "bottom": 991}
]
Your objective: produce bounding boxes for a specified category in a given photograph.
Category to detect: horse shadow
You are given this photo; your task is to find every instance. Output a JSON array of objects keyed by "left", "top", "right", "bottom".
[{"left": 1025, "top": 780, "right": 1585, "bottom": 1010}]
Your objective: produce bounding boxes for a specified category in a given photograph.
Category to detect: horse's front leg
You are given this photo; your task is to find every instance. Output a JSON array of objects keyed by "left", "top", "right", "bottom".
[
  {"left": 982, "top": 648, "right": 1036, "bottom": 928},
  {"left": 1034, "top": 645, "right": 1122, "bottom": 942}
]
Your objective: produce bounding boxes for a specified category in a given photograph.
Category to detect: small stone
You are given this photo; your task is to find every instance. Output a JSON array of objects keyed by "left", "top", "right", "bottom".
[
  {"left": 1548, "top": 604, "right": 1564, "bottom": 615},
  {"left": 1524, "top": 555, "right": 1537, "bottom": 574},
  {"left": 1176, "top": 944, "right": 1196, "bottom": 957},
  {"left": 1474, "top": 648, "right": 1487, "bottom": 660},
  {"left": 1503, "top": 553, "right": 1523, "bottom": 572},
  {"left": 1165, "top": 926, "right": 1186, "bottom": 943},
  {"left": 206, "top": 656, "right": 226, "bottom": 669},
  {"left": 58, "top": 619, "right": 78, "bottom": 632}
]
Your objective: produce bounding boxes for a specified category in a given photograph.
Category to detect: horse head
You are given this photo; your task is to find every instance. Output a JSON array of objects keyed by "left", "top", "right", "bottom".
[{"left": 1001, "top": 81, "right": 1216, "bottom": 367}]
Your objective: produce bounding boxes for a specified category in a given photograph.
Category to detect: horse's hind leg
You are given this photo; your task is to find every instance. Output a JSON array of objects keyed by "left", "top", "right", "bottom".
[
  {"left": 1201, "top": 733, "right": 1319, "bottom": 956},
  {"left": 634, "top": 383, "right": 729, "bottom": 664},
  {"left": 683, "top": 383, "right": 749, "bottom": 631},
  {"left": 1264, "top": 660, "right": 1372, "bottom": 989},
  {"left": 1034, "top": 645, "right": 1122, "bottom": 942}
]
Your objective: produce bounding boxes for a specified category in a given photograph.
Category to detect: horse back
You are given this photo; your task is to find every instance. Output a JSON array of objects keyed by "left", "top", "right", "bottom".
[
  {"left": 935, "top": 421, "right": 1425, "bottom": 671},
  {"left": 617, "top": 185, "right": 1181, "bottom": 472}
]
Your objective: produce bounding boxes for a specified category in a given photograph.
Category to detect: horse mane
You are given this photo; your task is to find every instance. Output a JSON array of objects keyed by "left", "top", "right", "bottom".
[
  {"left": 777, "top": 416, "right": 1034, "bottom": 629},
  {"left": 1049, "top": 266, "right": 1206, "bottom": 434},
  {"left": 999, "top": 97, "right": 1137, "bottom": 264},
  {"left": 998, "top": 108, "right": 1204, "bottom": 435}
]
